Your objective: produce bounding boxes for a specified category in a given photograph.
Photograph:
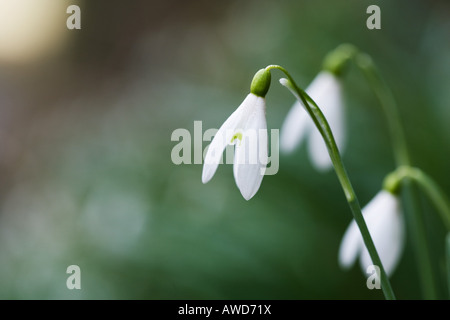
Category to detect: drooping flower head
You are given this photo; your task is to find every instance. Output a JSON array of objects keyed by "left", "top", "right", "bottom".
[
  {"left": 280, "top": 44, "right": 355, "bottom": 171},
  {"left": 202, "top": 69, "right": 271, "bottom": 200},
  {"left": 338, "top": 188, "right": 405, "bottom": 277},
  {"left": 280, "top": 71, "right": 344, "bottom": 170}
]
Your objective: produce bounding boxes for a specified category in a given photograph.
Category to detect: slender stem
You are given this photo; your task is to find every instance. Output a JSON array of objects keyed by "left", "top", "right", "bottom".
[
  {"left": 266, "top": 64, "right": 396, "bottom": 300},
  {"left": 398, "top": 165, "right": 450, "bottom": 299},
  {"left": 402, "top": 178, "right": 438, "bottom": 299},
  {"left": 400, "top": 166, "right": 450, "bottom": 298},
  {"left": 398, "top": 167, "right": 450, "bottom": 230},
  {"left": 354, "top": 54, "right": 410, "bottom": 167},
  {"left": 354, "top": 55, "right": 439, "bottom": 299}
]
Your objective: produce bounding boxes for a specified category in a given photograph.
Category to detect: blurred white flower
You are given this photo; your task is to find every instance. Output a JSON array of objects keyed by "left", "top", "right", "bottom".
[
  {"left": 202, "top": 94, "right": 268, "bottom": 201},
  {"left": 338, "top": 190, "right": 405, "bottom": 277},
  {"left": 280, "top": 71, "right": 344, "bottom": 171}
]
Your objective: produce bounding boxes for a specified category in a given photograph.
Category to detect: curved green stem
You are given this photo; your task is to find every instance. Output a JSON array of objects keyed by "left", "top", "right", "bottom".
[
  {"left": 389, "top": 165, "right": 450, "bottom": 298},
  {"left": 401, "top": 179, "right": 438, "bottom": 299},
  {"left": 411, "top": 171, "right": 450, "bottom": 230},
  {"left": 353, "top": 53, "right": 439, "bottom": 299},
  {"left": 393, "top": 167, "right": 450, "bottom": 230},
  {"left": 266, "top": 64, "right": 396, "bottom": 300},
  {"left": 354, "top": 53, "right": 410, "bottom": 167}
]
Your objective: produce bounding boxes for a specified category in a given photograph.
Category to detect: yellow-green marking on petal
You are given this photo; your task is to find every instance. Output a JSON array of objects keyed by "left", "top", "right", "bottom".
[{"left": 230, "top": 132, "right": 243, "bottom": 146}]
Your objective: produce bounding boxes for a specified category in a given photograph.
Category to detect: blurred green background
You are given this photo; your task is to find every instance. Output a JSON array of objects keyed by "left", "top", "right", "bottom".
[{"left": 0, "top": 0, "right": 448, "bottom": 299}]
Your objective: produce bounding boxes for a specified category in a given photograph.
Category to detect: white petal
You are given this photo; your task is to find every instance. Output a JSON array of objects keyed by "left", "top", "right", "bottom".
[
  {"left": 306, "top": 72, "right": 344, "bottom": 171},
  {"left": 280, "top": 101, "right": 312, "bottom": 153},
  {"left": 308, "top": 128, "right": 332, "bottom": 171},
  {"left": 338, "top": 191, "right": 405, "bottom": 277},
  {"left": 338, "top": 219, "right": 363, "bottom": 269},
  {"left": 233, "top": 96, "right": 267, "bottom": 200},
  {"left": 202, "top": 94, "right": 255, "bottom": 184},
  {"left": 358, "top": 191, "right": 405, "bottom": 277}
]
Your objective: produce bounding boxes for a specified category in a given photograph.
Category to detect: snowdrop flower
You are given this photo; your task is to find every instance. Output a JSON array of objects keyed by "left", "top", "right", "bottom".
[
  {"left": 338, "top": 190, "right": 405, "bottom": 277},
  {"left": 280, "top": 70, "right": 344, "bottom": 171},
  {"left": 202, "top": 69, "right": 271, "bottom": 200}
]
